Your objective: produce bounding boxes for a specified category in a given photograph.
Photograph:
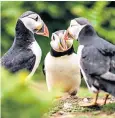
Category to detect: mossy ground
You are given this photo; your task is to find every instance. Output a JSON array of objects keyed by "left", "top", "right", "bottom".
[
  {"left": 46, "top": 96, "right": 115, "bottom": 118},
  {"left": 44, "top": 87, "right": 115, "bottom": 118}
]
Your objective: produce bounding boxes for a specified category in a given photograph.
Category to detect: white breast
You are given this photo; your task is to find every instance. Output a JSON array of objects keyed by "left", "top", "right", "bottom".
[
  {"left": 44, "top": 52, "right": 81, "bottom": 93},
  {"left": 26, "top": 40, "right": 42, "bottom": 80}
]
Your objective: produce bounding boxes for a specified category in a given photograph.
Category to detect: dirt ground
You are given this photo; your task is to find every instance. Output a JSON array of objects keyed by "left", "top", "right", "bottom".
[{"left": 45, "top": 96, "right": 115, "bottom": 118}]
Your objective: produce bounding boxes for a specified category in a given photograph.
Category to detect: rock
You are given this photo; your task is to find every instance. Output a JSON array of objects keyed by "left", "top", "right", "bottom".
[
  {"left": 83, "top": 98, "right": 89, "bottom": 103},
  {"left": 63, "top": 102, "right": 73, "bottom": 110}
]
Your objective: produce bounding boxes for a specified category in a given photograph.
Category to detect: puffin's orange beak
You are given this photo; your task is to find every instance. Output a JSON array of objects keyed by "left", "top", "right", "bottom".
[
  {"left": 64, "top": 29, "right": 69, "bottom": 41},
  {"left": 64, "top": 28, "right": 75, "bottom": 41},
  {"left": 35, "top": 24, "right": 49, "bottom": 37},
  {"left": 43, "top": 24, "right": 49, "bottom": 37}
]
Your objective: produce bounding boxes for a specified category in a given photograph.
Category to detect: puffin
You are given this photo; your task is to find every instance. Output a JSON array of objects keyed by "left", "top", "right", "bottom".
[
  {"left": 64, "top": 17, "right": 115, "bottom": 106},
  {"left": 1, "top": 11, "right": 49, "bottom": 80},
  {"left": 43, "top": 30, "right": 81, "bottom": 98}
]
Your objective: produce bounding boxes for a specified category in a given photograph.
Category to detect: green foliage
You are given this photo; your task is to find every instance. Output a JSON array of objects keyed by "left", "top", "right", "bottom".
[
  {"left": 1, "top": 68, "right": 53, "bottom": 118},
  {"left": 102, "top": 103, "right": 115, "bottom": 114}
]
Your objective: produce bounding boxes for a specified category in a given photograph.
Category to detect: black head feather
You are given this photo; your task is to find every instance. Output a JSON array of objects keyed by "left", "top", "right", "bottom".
[
  {"left": 78, "top": 25, "right": 97, "bottom": 45},
  {"left": 20, "top": 11, "right": 36, "bottom": 18},
  {"left": 54, "top": 30, "right": 66, "bottom": 36},
  {"left": 74, "top": 17, "right": 91, "bottom": 25},
  {"left": 79, "top": 25, "right": 96, "bottom": 37}
]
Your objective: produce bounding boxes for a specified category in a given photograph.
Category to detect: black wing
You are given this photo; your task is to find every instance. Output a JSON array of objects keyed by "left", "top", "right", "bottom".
[
  {"left": 81, "top": 46, "right": 110, "bottom": 76},
  {"left": 1, "top": 48, "right": 36, "bottom": 73},
  {"left": 95, "top": 37, "right": 115, "bottom": 73},
  {"left": 95, "top": 37, "right": 115, "bottom": 56},
  {"left": 111, "top": 55, "right": 115, "bottom": 74}
]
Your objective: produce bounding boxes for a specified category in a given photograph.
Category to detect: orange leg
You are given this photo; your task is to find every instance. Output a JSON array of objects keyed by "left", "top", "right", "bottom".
[
  {"left": 92, "top": 92, "right": 99, "bottom": 105},
  {"left": 103, "top": 93, "right": 109, "bottom": 105}
]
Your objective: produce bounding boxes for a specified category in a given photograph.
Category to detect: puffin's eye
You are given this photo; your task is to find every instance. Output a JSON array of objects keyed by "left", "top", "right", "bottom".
[
  {"left": 70, "top": 25, "right": 75, "bottom": 27},
  {"left": 29, "top": 16, "right": 38, "bottom": 21},
  {"left": 53, "top": 35, "right": 55, "bottom": 40},
  {"left": 35, "top": 16, "right": 38, "bottom": 21},
  {"left": 68, "top": 32, "right": 73, "bottom": 39}
]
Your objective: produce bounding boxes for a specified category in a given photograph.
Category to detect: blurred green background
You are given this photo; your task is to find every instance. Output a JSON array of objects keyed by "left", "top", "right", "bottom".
[{"left": 1, "top": 1, "right": 115, "bottom": 118}]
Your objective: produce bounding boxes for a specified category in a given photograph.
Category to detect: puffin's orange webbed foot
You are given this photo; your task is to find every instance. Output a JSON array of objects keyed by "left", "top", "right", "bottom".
[{"left": 79, "top": 93, "right": 99, "bottom": 107}]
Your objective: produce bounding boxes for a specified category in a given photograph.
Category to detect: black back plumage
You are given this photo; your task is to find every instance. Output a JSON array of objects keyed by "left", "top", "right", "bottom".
[
  {"left": 79, "top": 25, "right": 115, "bottom": 96},
  {"left": 1, "top": 18, "right": 36, "bottom": 73}
]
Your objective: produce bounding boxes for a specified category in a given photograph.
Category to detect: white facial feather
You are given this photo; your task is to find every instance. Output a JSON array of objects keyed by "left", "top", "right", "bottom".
[
  {"left": 50, "top": 33, "right": 60, "bottom": 51},
  {"left": 20, "top": 14, "right": 43, "bottom": 33},
  {"left": 50, "top": 31, "right": 73, "bottom": 52},
  {"left": 69, "top": 20, "right": 86, "bottom": 39}
]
